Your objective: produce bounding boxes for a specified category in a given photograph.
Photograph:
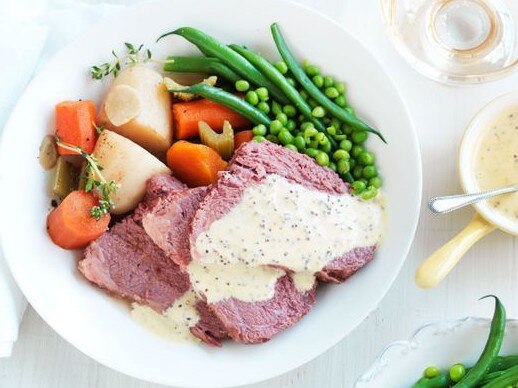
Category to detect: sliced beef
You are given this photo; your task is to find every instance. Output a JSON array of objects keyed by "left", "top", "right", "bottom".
[
  {"left": 190, "top": 301, "right": 229, "bottom": 346},
  {"left": 209, "top": 275, "right": 316, "bottom": 344},
  {"left": 189, "top": 141, "right": 376, "bottom": 282},
  {"left": 79, "top": 217, "right": 190, "bottom": 312},
  {"left": 141, "top": 187, "right": 208, "bottom": 267}
]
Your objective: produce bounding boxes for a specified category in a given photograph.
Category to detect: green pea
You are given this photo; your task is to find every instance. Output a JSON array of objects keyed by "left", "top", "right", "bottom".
[
  {"left": 266, "top": 134, "right": 279, "bottom": 144},
  {"left": 272, "top": 101, "right": 282, "bottom": 115},
  {"left": 257, "top": 101, "right": 270, "bottom": 115},
  {"left": 449, "top": 364, "right": 466, "bottom": 383},
  {"left": 270, "top": 120, "right": 283, "bottom": 135},
  {"left": 306, "top": 148, "right": 319, "bottom": 157},
  {"left": 328, "top": 162, "right": 337, "bottom": 172},
  {"left": 312, "top": 106, "right": 326, "bottom": 118},
  {"left": 342, "top": 124, "right": 353, "bottom": 135},
  {"left": 325, "top": 87, "right": 339, "bottom": 99},
  {"left": 352, "top": 130, "right": 368, "bottom": 144},
  {"left": 304, "top": 126, "right": 318, "bottom": 137},
  {"left": 351, "top": 145, "right": 364, "bottom": 158},
  {"left": 283, "top": 105, "right": 297, "bottom": 118},
  {"left": 335, "top": 82, "right": 346, "bottom": 94},
  {"left": 253, "top": 135, "right": 265, "bottom": 143},
  {"left": 285, "top": 144, "right": 298, "bottom": 152},
  {"left": 352, "top": 180, "right": 366, "bottom": 194},
  {"left": 276, "top": 112, "right": 288, "bottom": 126},
  {"left": 424, "top": 366, "right": 441, "bottom": 379},
  {"left": 298, "top": 114, "right": 305, "bottom": 122},
  {"left": 331, "top": 118, "right": 341, "bottom": 130},
  {"left": 315, "top": 152, "right": 330, "bottom": 166},
  {"left": 346, "top": 106, "right": 355, "bottom": 116},
  {"left": 337, "top": 159, "right": 350, "bottom": 174},
  {"left": 361, "top": 186, "right": 378, "bottom": 200},
  {"left": 334, "top": 134, "right": 347, "bottom": 141},
  {"left": 339, "top": 139, "right": 353, "bottom": 151},
  {"left": 274, "top": 61, "right": 288, "bottom": 74},
  {"left": 335, "top": 95, "right": 347, "bottom": 107},
  {"left": 353, "top": 166, "right": 363, "bottom": 179},
  {"left": 294, "top": 136, "right": 306, "bottom": 151},
  {"left": 320, "top": 141, "right": 332, "bottom": 153},
  {"left": 245, "top": 90, "right": 259, "bottom": 105},
  {"left": 315, "top": 132, "right": 325, "bottom": 144},
  {"left": 312, "top": 75, "right": 324, "bottom": 88},
  {"left": 278, "top": 129, "right": 295, "bottom": 145},
  {"left": 324, "top": 76, "right": 334, "bottom": 88},
  {"left": 359, "top": 151, "right": 375, "bottom": 165},
  {"left": 308, "top": 139, "right": 319, "bottom": 149},
  {"left": 235, "top": 80, "right": 250, "bottom": 92},
  {"left": 326, "top": 126, "right": 337, "bottom": 136},
  {"left": 308, "top": 98, "right": 318, "bottom": 108},
  {"left": 305, "top": 64, "right": 320, "bottom": 77},
  {"left": 363, "top": 165, "right": 378, "bottom": 178},
  {"left": 252, "top": 124, "right": 267, "bottom": 136},
  {"left": 286, "top": 77, "right": 296, "bottom": 87},
  {"left": 301, "top": 122, "right": 315, "bottom": 132},
  {"left": 333, "top": 149, "right": 350, "bottom": 160},
  {"left": 369, "top": 176, "right": 383, "bottom": 188},
  {"left": 286, "top": 119, "right": 296, "bottom": 131},
  {"left": 256, "top": 87, "right": 269, "bottom": 101}
]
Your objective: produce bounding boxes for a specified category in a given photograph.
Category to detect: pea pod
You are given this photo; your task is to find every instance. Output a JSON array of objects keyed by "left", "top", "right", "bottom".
[
  {"left": 453, "top": 296, "right": 506, "bottom": 388},
  {"left": 157, "top": 27, "right": 290, "bottom": 104},
  {"left": 270, "top": 23, "right": 386, "bottom": 143},
  {"left": 411, "top": 375, "right": 448, "bottom": 388},
  {"left": 170, "top": 83, "right": 271, "bottom": 126},
  {"left": 163, "top": 56, "right": 241, "bottom": 83},
  {"left": 480, "top": 365, "right": 518, "bottom": 388}
]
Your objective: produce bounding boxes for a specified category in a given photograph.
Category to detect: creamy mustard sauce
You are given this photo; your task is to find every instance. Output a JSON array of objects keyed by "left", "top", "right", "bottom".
[
  {"left": 187, "top": 262, "right": 285, "bottom": 303},
  {"left": 290, "top": 272, "right": 316, "bottom": 293},
  {"left": 474, "top": 105, "right": 518, "bottom": 221},
  {"left": 131, "top": 289, "right": 200, "bottom": 343}
]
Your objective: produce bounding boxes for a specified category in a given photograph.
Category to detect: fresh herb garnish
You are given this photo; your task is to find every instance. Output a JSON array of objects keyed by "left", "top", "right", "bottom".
[
  {"left": 55, "top": 137, "right": 118, "bottom": 220},
  {"left": 94, "top": 123, "right": 105, "bottom": 135},
  {"left": 90, "top": 42, "right": 173, "bottom": 80}
]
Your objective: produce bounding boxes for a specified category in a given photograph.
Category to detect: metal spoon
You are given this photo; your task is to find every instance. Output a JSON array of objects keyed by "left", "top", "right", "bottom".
[{"left": 429, "top": 184, "right": 518, "bottom": 214}]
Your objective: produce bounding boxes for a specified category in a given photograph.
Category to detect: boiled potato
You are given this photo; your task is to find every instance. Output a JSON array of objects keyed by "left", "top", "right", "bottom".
[
  {"left": 98, "top": 65, "right": 172, "bottom": 157},
  {"left": 93, "top": 130, "right": 171, "bottom": 214}
]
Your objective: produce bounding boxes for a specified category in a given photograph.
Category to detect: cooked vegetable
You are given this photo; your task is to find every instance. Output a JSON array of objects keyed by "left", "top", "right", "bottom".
[
  {"left": 166, "top": 141, "right": 227, "bottom": 187},
  {"left": 47, "top": 190, "right": 110, "bottom": 249},
  {"left": 480, "top": 365, "right": 518, "bottom": 388},
  {"left": 453, "top": 296, "right": 505, "bottom": 387},
  {"left": 449, "top": 364, "right": 466, "bottom": 383},
  {"left": 487, "top": 356, "right": 518, "bottom": 374},
  {"left": 39, "top": 135, "right": 58, "bottom": 170},
  {"left": 234, "top": 130, "right": 254, "bottom": 148},
  {"left": 171, "top": 84, "right": 269, "bottom": 133},
  {"left": 412, "top": 375, "right": 448, "bottom": 388},
  {"left": 157, "top": 27, "right": 289, "bottom": 104},
  {"left": 270, "top": 23, "right": 386, "bottom": 143},
  {"left": 52, "top": 157, "right": 80, "bottom": 200},
  {"left": 55, "top": 100, "right": 97, "bottom": 155},
  {"left": 163, "top": 56, "right": 240, "bottom": 83},
  {"left": 98, "top": 65, "right": 173, "bottom": 156},
  {"left": 198, "top": 120, "right": 234, "bottom": 160},
  {"left": 93, "top": 130, "right": 171, "bottom": 214},
  {"left": 164, "top": 75, "right": 217, "bottom": 102}
]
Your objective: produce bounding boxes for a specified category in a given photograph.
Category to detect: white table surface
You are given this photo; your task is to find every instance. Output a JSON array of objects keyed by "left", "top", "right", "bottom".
[{"left": 3, "top": 0, "right": 518, "bottom": 387}]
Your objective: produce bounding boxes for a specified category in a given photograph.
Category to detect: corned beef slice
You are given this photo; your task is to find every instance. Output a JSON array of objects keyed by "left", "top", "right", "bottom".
[{"left": 190, "top": 141, "right": 377, "bottom": 282}]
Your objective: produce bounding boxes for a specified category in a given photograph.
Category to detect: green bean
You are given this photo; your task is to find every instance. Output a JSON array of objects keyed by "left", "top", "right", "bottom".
[
  {"left": 411, "top": 375, "right": 448, "bottom": 388},
  {"left": 453, "top": 296, "right": 506, "bottom": 388},
  {"left": 158, "top": 27, "right": 289, "bottom": 104},
  {"left": 162, "top": 56, "right": 241, "bottom": 83},
  {"left": 270, "top": 23, "right": 386, "bottom": 143},
  {"left": 480, "top": 365, "right": 518, "bottom": 388},
  {"left": 488, "top": 356, "right": 518, "bottom": 374},
  {"left": 173, "top": 84, "right": 270, "bottom": 126},
  {"left": 228, "top": 44, "right": 333, "bottom": 139},
  {"left": 477, "top": 370, "right": 507, "bottom": 386}
]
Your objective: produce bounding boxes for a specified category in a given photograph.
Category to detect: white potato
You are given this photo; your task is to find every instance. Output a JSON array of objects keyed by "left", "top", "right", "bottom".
[
  {"left": 93, "top": 130, "right": 171, "bottom": 214},
  {"left": 98, "top": 65, "right": 173, "bottom": 157}
]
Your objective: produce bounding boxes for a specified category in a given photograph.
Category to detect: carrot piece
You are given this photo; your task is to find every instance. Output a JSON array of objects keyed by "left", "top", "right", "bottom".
[
  {"left": 172, "top": 98, "right": 250, "bottom": 140},
  {"left": 55, "top": 100, "right": 97, "bottom": 155},
  {"left": 166, "top": 141, "right": 227, "bottom": 187},
  {"left": 234, "top": 130, "right": 254, "bottom": 149},
  {"left": 47, "top": 190, "right": 110, "bottom": 249}
]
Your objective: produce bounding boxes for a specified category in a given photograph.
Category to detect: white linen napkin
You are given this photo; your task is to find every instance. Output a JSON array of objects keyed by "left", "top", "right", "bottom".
[{"left": 0, "top": 0, "right": 126, "bottom": 358}]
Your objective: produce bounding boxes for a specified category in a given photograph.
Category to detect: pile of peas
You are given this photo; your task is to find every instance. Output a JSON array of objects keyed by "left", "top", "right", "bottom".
[{"left": 233, "top": 61, "right": 382, "bottom": 200}]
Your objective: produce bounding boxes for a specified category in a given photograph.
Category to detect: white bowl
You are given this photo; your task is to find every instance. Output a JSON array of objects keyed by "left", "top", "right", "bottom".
[
  {"left": 0, "top": 0, "right": 422, "bottom": 386},
  {"left": 356, "top": 317, "right": 518, "bottom": 387}
]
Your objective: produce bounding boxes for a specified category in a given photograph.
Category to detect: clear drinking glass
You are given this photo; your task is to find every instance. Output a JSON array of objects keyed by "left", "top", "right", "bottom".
[{"left": 381, "top": 0, "right": 518, "bottom": 84}]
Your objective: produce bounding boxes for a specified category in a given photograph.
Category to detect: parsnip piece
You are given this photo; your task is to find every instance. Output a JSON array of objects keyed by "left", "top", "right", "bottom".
[{"left": 104, "top": 84, "right": 142, "bottom": 126}]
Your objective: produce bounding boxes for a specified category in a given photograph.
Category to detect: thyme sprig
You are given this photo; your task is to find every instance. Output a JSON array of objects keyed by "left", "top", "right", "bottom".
[
  {"left": 55, "top": 137, "right": 118, "bottom": 220},
  {"left": 90, "top": 42, "right": 174, "bottom": 80}
]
